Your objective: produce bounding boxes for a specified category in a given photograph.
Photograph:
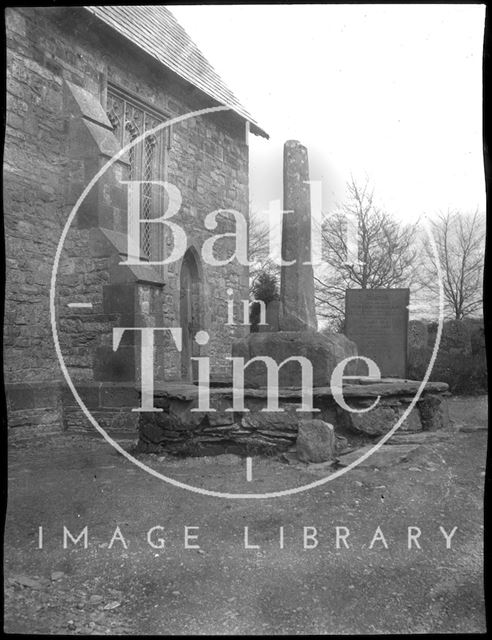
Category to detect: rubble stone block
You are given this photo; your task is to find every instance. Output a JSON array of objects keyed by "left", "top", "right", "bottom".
[
  {"left": 397, "top": 404, "right": 423, "bottom": 432},
  {"left": 232, "top": 331, "right": 358, "bottom": 388},
  {"left": 241, "top": 411, "right": 299, "bottom": 437},
  {"left": 418, "top": 394, "right": 450, "bottom": 431},
  {"left": 339, "top": 404, "right": 398, "bottom": 437},
  {"left": 296, "top": 419, "right": 335, "bottom": 463}
]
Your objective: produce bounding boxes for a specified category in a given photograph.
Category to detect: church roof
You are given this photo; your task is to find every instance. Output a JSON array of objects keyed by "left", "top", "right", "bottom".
[{"left": 85, "top": 5, "right": 268, "bottom": 138}]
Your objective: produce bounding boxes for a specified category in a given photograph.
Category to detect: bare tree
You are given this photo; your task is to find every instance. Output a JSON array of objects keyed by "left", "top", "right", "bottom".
[
  {"left": 418, "top": 210, "right": 485, "bottom": 319},
  {"left": 315, "top": 178, "right": 419, "bottom": 328},
  {"left": 248, "top": 208, "right": 280, "bottom": 295}
]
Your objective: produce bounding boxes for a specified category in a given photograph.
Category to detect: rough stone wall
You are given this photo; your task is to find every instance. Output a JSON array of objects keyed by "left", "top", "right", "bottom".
[
  {"left": 4, "top": 7, "right": 250, "bottom": 436},
  {"left": 138, "top": 383, "right": 450, "bottom": 456}
]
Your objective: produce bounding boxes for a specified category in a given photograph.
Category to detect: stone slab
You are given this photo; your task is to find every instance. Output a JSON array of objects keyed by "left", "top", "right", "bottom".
[
  {"left": 345, "top": 288, "right": 409, "bottom": 378},
  {"left": 150, "top": 379, "right": 448, "bottom": 400},
  {"left": 386, "top": 432, "right": 450, "bottom": 445},
  {"left": 65, "top": 80, "right": 113, "bottom": 129},
  {"left": 338, "top": 444, "right": 421, "bottom": 468}
]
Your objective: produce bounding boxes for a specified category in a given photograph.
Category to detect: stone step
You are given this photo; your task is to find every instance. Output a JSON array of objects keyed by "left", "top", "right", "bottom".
[
  {"left": 385, "top": 431, "right": 451, "bottom": 445},
  {"left": 338, "top": 444, "right": 421, "bottom": 468}
]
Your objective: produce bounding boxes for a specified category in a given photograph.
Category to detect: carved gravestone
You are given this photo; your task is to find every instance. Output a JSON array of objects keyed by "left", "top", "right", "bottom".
[{"left": 345, "top": 288, "right": 409, "bottom": 378}]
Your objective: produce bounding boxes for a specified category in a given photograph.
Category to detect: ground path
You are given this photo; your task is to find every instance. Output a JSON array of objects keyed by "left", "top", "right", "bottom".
[{"left": 4, "top": 396, "right": 487, "bottom": 634}]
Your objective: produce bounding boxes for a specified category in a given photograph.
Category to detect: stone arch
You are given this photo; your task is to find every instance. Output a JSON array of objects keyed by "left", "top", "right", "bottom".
[{"left": 179, "top": 246, "right": 204, "bottom": 382}]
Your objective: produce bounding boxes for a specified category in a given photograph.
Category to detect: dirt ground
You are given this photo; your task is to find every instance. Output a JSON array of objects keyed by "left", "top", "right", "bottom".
[{"left": 4, "top": 395, "right": 488, "bottom": 635}]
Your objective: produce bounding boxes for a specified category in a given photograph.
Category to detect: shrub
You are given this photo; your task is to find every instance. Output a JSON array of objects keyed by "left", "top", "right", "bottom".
[{"left": 407, "top": 318, "right": 486, "bottom": 394}]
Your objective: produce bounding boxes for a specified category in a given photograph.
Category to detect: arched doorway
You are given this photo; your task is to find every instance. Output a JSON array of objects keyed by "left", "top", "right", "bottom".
[{"left": 179, "top": 248, "right": 202, "bottom": 382}]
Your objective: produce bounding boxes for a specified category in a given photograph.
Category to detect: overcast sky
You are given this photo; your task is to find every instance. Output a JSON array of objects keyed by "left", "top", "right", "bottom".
[{"left": 170, "top": 4, "right": 485, "bottom": 223}]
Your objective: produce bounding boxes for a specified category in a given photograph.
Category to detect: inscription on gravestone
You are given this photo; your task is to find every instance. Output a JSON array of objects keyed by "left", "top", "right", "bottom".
[{"left": 345, "top": 289, "right": 410, "bottom": 378}]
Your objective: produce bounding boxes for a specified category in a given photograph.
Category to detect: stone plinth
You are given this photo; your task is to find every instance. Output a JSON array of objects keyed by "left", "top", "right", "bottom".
[
  {"left": 231, "top": 331, "right": 359, "bottom": 388},
  {"left": 137, "top": 378, "right": 450, "bottom": 456}
]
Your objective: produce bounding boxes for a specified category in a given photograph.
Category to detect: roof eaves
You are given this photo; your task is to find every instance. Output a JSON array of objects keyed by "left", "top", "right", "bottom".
[{"left": 84, "top": 5, "right": 269, "bottom": 139}]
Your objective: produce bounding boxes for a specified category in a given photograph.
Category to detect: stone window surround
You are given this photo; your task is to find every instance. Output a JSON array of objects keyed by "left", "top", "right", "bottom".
[{"left": 105, "top": 81, "right": 173, "bottom": 268}]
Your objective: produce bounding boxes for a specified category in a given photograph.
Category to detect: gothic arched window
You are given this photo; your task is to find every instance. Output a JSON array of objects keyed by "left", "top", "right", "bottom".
[{"left": 106, "top": 84, "right": 172, "bottom": 263}]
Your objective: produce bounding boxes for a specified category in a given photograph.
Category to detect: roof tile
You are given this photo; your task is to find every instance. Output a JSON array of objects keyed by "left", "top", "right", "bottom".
[{"left": 85, "top": 5, "right": 268, "bottom": 138}]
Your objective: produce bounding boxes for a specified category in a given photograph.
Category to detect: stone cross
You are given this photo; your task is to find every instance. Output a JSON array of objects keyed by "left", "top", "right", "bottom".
[{"left": 279, "top": 140, "right": 318, "bottom": 332}]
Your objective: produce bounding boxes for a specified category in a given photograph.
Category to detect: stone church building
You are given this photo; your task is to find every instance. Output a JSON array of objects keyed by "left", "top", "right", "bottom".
[{"left": 4, "top": 6, "right": 268, "bottom": 437}]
